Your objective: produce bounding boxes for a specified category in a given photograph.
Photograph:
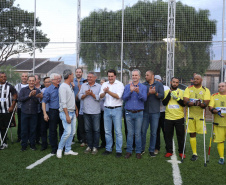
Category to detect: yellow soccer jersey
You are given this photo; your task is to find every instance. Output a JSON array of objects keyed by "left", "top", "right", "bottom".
[
  {"left": 184, "top": 85, "right": 211, "bottom": 118},
  {"left": 209, "top": 93, "right": 226, "bottom": 127},
  {"left": 164, "top": 89, "right": 184, "bottom": 120}
]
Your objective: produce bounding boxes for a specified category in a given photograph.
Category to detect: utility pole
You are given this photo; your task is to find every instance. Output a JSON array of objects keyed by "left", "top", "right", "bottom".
[
  {"left": 166, "top": 0, "right": 176, "bottom": 86},
  {"left": 76, "top": 0, "right": 81, "bottom": 68}
]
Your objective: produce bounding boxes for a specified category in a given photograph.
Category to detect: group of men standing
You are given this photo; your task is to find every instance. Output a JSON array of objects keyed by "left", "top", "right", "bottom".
[{"left": 0, "top": 69, "right": 226, "bottom": 164}]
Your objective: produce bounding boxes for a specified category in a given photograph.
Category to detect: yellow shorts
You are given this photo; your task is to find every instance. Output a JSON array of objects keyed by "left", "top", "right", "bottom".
[
  {"left": 213, "top": 126, "right": 226, "bottom": 143},
  {"left": 187, "top": 117, "right": 207, "bottom": 134}
]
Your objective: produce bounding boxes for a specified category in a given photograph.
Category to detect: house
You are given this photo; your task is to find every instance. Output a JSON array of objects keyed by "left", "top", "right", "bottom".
[
  {"left": 0, "top": 58, "right": 89, "bottom": 82},
  {"left": 203, "top": 60, "right": 226, "bottom": 94}
]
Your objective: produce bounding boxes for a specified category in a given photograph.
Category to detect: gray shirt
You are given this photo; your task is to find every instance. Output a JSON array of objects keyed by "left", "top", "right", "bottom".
[
  {"left": 78, "top": 82, "right": 101, "bottom": 114},
  {"left": 59, "top": 82, "right": 75, "bottom": 112}
]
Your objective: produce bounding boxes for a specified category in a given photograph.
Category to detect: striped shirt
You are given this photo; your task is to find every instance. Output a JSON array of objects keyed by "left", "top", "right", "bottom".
[{"left": 0, "top": 82, "right": 17, "bottom": 113}]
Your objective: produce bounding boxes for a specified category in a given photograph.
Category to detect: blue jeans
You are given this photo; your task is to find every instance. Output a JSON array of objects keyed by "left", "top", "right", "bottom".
[
  {"left": 21, "top": 112, "right": 38, "bottom": 148},
  {"left": 104, "top": 107, "right": 123, "bottom": 153},
  {"left": 58, "top": 111, "right": 76, "bottom": 152},
  {"left": 141, "top": 112, "right": 160, "bottom": 152},
  {"left": 83, "top": 113, "right": 100, "bottom": 148},
  {"left": 125, "top": 110, "right": 143, "bottom": 154}
]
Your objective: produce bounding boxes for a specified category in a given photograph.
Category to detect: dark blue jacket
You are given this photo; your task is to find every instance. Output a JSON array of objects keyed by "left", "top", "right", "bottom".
[
  {"left": 143, "top": 81, "right": 164, "bottom": 113},
  {"left": 18, "top": 86, "right": 41, "bottom": 114}
]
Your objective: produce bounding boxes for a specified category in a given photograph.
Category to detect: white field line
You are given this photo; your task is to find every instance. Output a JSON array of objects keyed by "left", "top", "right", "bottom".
[
  {"left": 167, "top": 140, "right": 182, "bottom": 185},
  {"left": 26, "top": 153, "right": 55, "bottom": 169}
]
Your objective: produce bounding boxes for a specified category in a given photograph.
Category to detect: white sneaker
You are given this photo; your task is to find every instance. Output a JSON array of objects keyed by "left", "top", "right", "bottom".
[
  {"left": 84, "top": 147, "right": 91, "bottom": 154},
  {"left": 56, "top": 149, "right": 62, "bottom": 158},
  {"left": 64, "top": 150, "right": 78, "bottom": 156},
  {"left": 91, "top": 147, "right": 98, "bottom": 155},
  {"left": 0, "top": 143, "right": 8, "bottom": 150},
  {"left": 154, "top": 149, "right": 159, "bottom": 155}
]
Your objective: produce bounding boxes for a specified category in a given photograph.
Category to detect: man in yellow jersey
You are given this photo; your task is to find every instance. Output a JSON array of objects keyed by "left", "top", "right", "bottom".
[
  {"left": 209, "top": 82, "right": 226, "bottom": 165},
  {"left": 162, "top": 77, "right": 185, "bottom": 158},
  {"left": 183, "top": 74, "right": 210, "bottom": 161}
]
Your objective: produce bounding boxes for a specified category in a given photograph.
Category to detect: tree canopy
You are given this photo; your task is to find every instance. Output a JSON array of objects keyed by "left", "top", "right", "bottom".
[
  {"left": 80, "top": 0, "right": 216, "bottom": 81},
  {"left": 0, "top": 65, "right": 20, "bottom": 85},
  {"left": 0, "top": 0, "right": 50, "bottom": 64}
]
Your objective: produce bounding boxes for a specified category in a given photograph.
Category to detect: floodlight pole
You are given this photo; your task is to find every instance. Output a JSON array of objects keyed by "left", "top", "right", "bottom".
[
  {"left": 33, "top": 0, "right": 36, "bottom": 75},
  {"left": 221, "top": 0, "right": 225, "bottom": 82},
  {"left": 120, "top": 0, "right": 124, "bottom": 82},
  {"left": 166, "top": 0, "right": 176, "bottom": 86},
  {"left": 76, "top": 0, "right": 81, "bottom": 68}
]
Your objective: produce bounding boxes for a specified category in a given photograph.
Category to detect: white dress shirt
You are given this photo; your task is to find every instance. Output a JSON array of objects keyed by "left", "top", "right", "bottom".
[{"left": 99, "top": 80, "right": 124, "bottom": 107}]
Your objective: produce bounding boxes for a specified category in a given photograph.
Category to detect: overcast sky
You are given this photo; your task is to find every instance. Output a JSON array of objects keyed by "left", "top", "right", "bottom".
[{"left": 14, "top": 0, "right": 225, "bottom": 63}]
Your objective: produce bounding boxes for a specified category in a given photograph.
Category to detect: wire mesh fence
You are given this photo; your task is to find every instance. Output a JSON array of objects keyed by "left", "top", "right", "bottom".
[{"left": 0, "top": 0, "right": 225, "bottom": 93}]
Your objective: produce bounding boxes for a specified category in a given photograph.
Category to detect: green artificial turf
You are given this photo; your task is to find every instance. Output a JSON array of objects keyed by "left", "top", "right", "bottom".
[{"left": 0, "top": 120, "right": 225, "bottom": 185}]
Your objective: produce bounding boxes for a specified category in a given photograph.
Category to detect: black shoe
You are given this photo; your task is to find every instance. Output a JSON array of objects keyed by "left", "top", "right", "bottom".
[
  {"left": 141, "top": 151, "right": 145, "bottom": 155},
  {"left": 21, "top": 147, "right": 26, "bottom": 152},
  {"left": 51, "top": 150, "right": 57, "bottom": 154},
  {"left": 36, "top": 141, "right": 41, "bottom": 145},
  {"left": 116, "top": 152, "right": 122, "bottom": 158},
  {"left": 17, "top": 138, "right": 21, "bottom": 143},
  {"left": 149, "top": 152, "right": 156, "bottom": 157},
  {"left": 98, "top": 145, "right": 105, "bottom": 149},
  {"left": 31, "top": 146, "right": 37, "bottom": 151},
  {"left": 102, "top": 150, "right": 112, "bottom": 155},
  {"left": 190, "top": 155, "right": 198, "bottom": 161},
  {"left": 41, "top": 146, "right": 47, "bottom": 151}
]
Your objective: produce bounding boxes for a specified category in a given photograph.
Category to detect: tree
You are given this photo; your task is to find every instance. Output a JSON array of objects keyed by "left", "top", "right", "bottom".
[
  {"left": 0, "top": 65, "right": 20, "bottom": 85},
  {"left": 80, "top": 0, "right": 216, "bottom": 81},
  {"left": 0, "top": 0, "right": 50, "bottom": 64}
]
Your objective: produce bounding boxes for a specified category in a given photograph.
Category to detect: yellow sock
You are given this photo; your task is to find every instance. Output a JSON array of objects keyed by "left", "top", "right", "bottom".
[
  {"left": 190, "top": 137, "right": 197, "bottom": 155},
  {"left": 217, "top": 142, "right": 224, "bottom": 159}
]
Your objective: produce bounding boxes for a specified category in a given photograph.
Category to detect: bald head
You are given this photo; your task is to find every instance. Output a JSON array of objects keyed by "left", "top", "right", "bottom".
[
  {"left": 218, "top": 82, "right": 226, "bottom": 94},
  {"left": 193, "top": 74, "right": 202, "bottom": 86}
]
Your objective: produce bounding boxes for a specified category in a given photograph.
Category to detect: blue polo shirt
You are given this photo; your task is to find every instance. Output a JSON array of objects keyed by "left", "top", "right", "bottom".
[
  {"left": 42, "top": 84, "right": 59, "bottom": 109},
  {"left": 73, "top": 77, "right": 85, "bottom": 98},
  {"left": 122, "top": 82, "right": 147, "bottom": 111},
  {"left": 143, "top": 81, "right": 164, "bottom": 113}
]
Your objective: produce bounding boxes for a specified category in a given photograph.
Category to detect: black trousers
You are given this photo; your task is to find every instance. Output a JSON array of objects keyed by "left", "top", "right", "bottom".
[
  {"left": 41, "top": 111, "right": 49, "bottom": 148},
  {"left": 155, "top": 112, "right": 166, "bottom": 151},
  {"left": 36, "top": 111, "right": 42, "bottom": 143},
  {"left": 0, "top": 113, "right": 12, "bottom": 144},
  {"left": 76, "top": 101, "right": 81, "bottom": 142},
  {"left": 17, "top": 108, "right": 22, "bottom": 140},
  {"left": 78, "top": 114, "right": 86, "bottom": 143},
  {"left": 165, "top": 118, "right": 185, "bottom": 154}
]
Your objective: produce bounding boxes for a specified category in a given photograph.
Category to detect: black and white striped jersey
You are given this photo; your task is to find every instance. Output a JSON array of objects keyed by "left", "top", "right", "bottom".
[{"left": 0, "top": 82, "right": 17, "bottom": 113}]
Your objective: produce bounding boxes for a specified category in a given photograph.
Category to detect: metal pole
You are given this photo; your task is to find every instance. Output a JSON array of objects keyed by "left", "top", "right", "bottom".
[
  {"left": 76, "top": 0, "right": 81, "bottom": 68},
  {"left": 33, "top": 0, "right": 36, "bottom": 75},
  {"left": 120, "top": 0, "right": 124, "bottom": 82},
  {"left": 221, "top": 0, "right": 225, "bottom": 82}
]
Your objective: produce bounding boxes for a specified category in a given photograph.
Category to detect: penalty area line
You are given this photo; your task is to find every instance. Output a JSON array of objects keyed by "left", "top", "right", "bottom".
[
  {"left": 167, "top": 140, "right": 183, "bottom": 185},
  {"left": 26, "top": 153, "right": 55, "bottom": 170}
]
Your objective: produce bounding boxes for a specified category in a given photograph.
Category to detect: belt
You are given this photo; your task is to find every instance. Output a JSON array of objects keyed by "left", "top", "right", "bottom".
[
  {"left": 126, "top": 109, "right": 143, "bottom": 113},
  {"left": 49, "top": 108, "right": 59, "bottom": 111},
  {"left": 105, "top": 106, "right": 121, "bottom": 109}
]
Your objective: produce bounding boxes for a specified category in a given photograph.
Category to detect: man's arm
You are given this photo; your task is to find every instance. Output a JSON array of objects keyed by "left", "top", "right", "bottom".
[
  {"left": 155, "top": 83, "right": 164, "bottom": 99},
  {"left": 8, "top": 89, "right": 17, "bottom": 113},
  {"left": 18, "top": 88, "right": 30, "bottom": 102},
  {"left": 63, "top": 108, "right": 71, "bottom": 124},
  {"left": 122, "top": 85, "right": 131, "bottom": 101},
  {"left": 162, "top": 91, "right": 171, "bottom": 106},
  {"left": 42, "top": 102, "right": 49, "bottom": 122}
]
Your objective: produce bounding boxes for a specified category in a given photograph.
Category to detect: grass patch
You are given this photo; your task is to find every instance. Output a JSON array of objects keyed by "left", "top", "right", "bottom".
[{"left": 0, "top": 121, "right": 225, "bottom": 185}]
